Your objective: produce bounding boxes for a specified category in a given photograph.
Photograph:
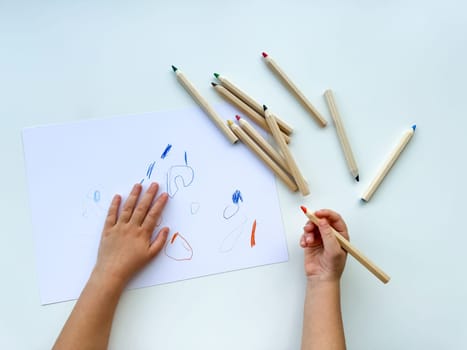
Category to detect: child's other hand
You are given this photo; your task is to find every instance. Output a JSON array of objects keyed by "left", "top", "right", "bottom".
[{"left": 299, "top": 209, "right": 349, "bottom": 283}]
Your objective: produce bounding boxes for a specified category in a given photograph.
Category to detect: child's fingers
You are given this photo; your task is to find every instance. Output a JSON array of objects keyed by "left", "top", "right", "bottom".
[
  {"left": 130, "top": 182, "right": 159, "bottom": 225},
  {"left": 315, "top": 209, "right": 349, "bottom": 239},
  {"left": 317, "top": 218, "right": 341, "bottom": 254},
  {"left": 119, "top": 184, "right": 143, "bottom": 223},
  {"left": 142, "top": 192, "right": 169, "bottom": 233},
  {"left": 149, "top": 227, "right": 169, "bottom": 258},
  {"left": 104, "top": 194, "right": 121, "bottom": 229}
]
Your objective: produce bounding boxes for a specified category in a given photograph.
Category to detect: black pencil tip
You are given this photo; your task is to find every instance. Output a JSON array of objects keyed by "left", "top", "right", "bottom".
[
  {"left": 211, "top": 82, "right": 217, "bottom": 87},
  {"left": 355, "top": 175, "right": 360, "bottom": 182},
  {"left": 171, "top": 65, "right": 178, "bottom": 72},
  {"left": 263, "top": 105, "right": 268, "bottom": 111}
]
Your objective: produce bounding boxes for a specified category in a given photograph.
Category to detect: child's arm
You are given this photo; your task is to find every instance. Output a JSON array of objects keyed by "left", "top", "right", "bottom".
[
  {"left": 299, "top": 209, "right": 349, "bottom": 350},
  {"left": 52, "top": 183, "right": 169, "bottom": 350}
]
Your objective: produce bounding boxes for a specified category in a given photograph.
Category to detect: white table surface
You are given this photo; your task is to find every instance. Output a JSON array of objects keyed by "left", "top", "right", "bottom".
[{"left": 1, "top": 1, "right": 466, "bottom": 349}]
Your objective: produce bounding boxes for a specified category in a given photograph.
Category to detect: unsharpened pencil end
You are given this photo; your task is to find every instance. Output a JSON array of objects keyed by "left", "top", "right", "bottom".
[
  {"left": 211, "top": 82, "right": 217, "bottom": 87},
  {"left": 227, "top": 120, "right": 234, "bottom": 126},
  {"left": 412, "top": 124, "right": 417, "bottom": 131},
  {"left": 263, "top": 105, "right": 268, "bottom": 111},
  {"left": 171, "top": 65, "right": 178, "bottom": 72},
  {"left": 355, "top": 175, "right": 360, "bottom": 182},
  {"left": 300, "top": 205, "right": 307, "bottom": 214},
  {"left": 235, "top": 115, "right": 241, "bottom": 121},
  {"left": 213, "top": 72, "right": 220, "bottom": 79},
  {"left": 262, "top": 52, "right": 268, "bottom": 58}
]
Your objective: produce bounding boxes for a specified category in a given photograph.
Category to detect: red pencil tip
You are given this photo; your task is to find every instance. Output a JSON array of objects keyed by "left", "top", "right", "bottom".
[
  {"left": 300, "top": 206, "right": 307, "bottom": 214},
  {"left": 262, "top": 52, "right": 268, "bottom": 58},
  {"left": 235, "top": 115, "right": 241, "bottom": 121}
]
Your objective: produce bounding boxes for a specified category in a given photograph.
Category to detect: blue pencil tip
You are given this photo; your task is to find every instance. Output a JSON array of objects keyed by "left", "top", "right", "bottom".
[{"left": 411, "top": 124, "right": 416, "bottom": 131}]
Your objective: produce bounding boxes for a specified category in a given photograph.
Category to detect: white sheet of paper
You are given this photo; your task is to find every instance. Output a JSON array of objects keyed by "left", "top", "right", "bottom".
[{"left": 23, "top": 103, "right": 289, "bottom": 305}]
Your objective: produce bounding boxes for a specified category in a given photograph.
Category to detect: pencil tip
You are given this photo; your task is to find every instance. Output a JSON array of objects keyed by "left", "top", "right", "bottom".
[
  {"left": 360, "top": 198, "right": 367, "bottom": 203},
  {"left": 211, "top": 82, "right": 217, "bottom": 87},
  {"left": 227, "top": 120, "right": 234, "bottom": 126},
  {"left": 355, "top": 175, "right": 360, "bottom": 182},
  {"left": 262, "top": 52, "right": 268, "bottom": 58},
  {"left": 235, "top": 115, "right": 241, "bottom": 121},
  {"left": 300, "top": 205, "right": 307, "bottom": 214},
  {"left": 412, "top": 124, "right": 417, "bottom": 131},
  {"left": 263, "top": 105, "right": 268, "bottom": 111},
  {"left": 213, "top": 72, "right": 220, "bottom": 79},
  {"left": 171, "top": 65, "right": 178, "bottom": 72}
]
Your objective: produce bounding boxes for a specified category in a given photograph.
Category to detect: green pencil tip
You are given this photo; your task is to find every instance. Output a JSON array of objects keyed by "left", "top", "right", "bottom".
[
  {"left": 171, "top": 65, "right": 178, "bottom": 72},
  {"left": 214, "top": 73, "right": 220, "bottom": 79}
]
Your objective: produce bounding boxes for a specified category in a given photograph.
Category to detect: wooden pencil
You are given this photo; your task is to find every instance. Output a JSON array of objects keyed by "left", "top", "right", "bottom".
[
  {"left": 300, "top": 206, "right": 390, "bottom": 284},
  {"left": 236, "top": 115, "right": 291, "bottom": 175},
  {"left": 172, "top": 66, "right": 238, "bottom": 144},
  {"left": 211, "top": 82, "right": 291, "bottom": 144},
  {"left": 324, "top": 89, "right": 359, "bottom": 182},
  {"left": 264, "top": 106, "right": 310, "bottom": 196},
  {"left": 361, "top": 125, "right": 416, "bottom": 202},
  {"left": 227, "top": 120, "right": 298, "bottom": 192},
  {"left": 213, "top": 73, "right": 294, "bottom": 135},
  {"left": 262, "top": 52, "right": 327, "bottom": 127}
]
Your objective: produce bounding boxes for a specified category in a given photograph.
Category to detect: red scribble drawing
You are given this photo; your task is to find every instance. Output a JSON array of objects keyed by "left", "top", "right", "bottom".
[
  {"left": 164, "top": 232, "right": 193, "bottom": 261},
  {"left": 250, "top": 220, "right": 257, "bottom": 248}
]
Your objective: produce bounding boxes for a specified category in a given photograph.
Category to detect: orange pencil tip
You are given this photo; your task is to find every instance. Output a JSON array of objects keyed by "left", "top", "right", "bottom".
[{"left": 300, "top": 206, "right": 307, "bottom": 214}]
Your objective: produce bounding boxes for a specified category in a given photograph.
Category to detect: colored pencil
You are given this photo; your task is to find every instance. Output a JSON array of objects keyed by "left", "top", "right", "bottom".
[
  {"left": 172, "top": 66, "right": 238, "bottom": 144},
  {"left": 236, "top": 115, "right": 291, "bottom": 175},
  {"left": 324, "top": 89, "right": 360, "bottom": 182},
  {"left": 264, "top": 106, "right": 310, "bottom": 196},
  {"left": 213, "top": 73, "right": 293, "bottom": 135},
  {"left": 227, "top": 120, "right": 298, "bottom": 192},
  {"left": 361, "top": 125, "right": 416, "bottom": 202},
  {"left": 300, "top": 206, "right": 390, "bottom": 284},
  {"left": 211, "top": 82, "right": 291, "bottom": 144},
  {"left": 262, "top": 52, "right": 327, "bottom": 127}
]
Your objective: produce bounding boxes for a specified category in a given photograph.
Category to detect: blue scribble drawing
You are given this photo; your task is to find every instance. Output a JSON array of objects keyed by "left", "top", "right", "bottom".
[
  {"left": 219, "top": 216, "right": 248, "bottom": 253},
  {"left": 93, "top": 190, "right": 101, "bottom": 203},
  {"left": 161, "top": 144, "right": 172, "bottom": 159},
  {"left": 141, "top": 161, "right": 156, "bottom": 184},
  {"left": 166, "top": 165, "right": 195, "bottom": 198},
  {"left": 223, "top": 189, "right": 243, "bottom": 219},
  {"left": 184, "top": 151, "right": 188, "bottom": 165},
  {"left": 232, "top": 190, "right": 243, "bottom": 204}
]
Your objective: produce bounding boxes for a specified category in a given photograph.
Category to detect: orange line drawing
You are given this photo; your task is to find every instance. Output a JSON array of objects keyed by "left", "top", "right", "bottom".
[
  {"left": 250, "top": 220, "right": 257, "bottom": 247},
  {"left": 165, "top": 232, "right": 193, "bottom": 261}
]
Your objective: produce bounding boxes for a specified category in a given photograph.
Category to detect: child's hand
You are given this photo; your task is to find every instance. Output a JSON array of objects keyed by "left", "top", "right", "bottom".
[
  {"left": 93, "top": 182, "right": 169, "bottom": 289},
  {"left": 299, "top": 209, "right": 349, "bottom": 283}
]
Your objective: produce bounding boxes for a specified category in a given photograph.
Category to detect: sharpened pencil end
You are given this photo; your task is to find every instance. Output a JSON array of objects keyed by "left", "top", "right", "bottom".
[
  {"left": 171, "top": 65, "right": 178, "bottom": 72},
  {"left": 360, "top": 198, "right": 367, "bottom": 203},
  {"left": 263, "top": 105, "right": 268, "bottom": 111},
  {"left": 355, "top": 175, "right": 360, "bottom": 182},
  {"left": 235, "top": 115, "right": 241, "bottom": 121},
  {"left": 412, "top": 124, "right": 417, "bottom": 131},
  {"left": 227, "top": 120, "right": 234, "bottom": 126},
  {"left": 300, "top": 206, "right": 307, "bottom": 214},
  {"left": 213, "top": 73, "right": 220, "bottom": 79},
  {"left": 211, "top": 82, "right": 217, "bottom": 87},
  {"left": 262, "top": 52, "right": 268, "bottom": 58}
]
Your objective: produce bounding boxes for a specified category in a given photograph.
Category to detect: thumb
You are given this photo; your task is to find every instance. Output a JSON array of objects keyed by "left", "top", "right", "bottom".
[
  {"left": 149, "top": 227, "right": 169, "bottom": 258},
  {"left": 318, "top": 219, "right": 340, "bottom": 253}
]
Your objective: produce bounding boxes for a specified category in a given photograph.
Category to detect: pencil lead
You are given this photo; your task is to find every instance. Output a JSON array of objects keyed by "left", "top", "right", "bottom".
[
  {"left": 171, "top": 65, "right": 178, "bottom": 72},
  {"left": 412, "top": 124, "right": 417, "bottom": 131},
  {"left": 227, "top": 120, "right": 234, "bottom": 126},
  {"left": 235, "top": 115, "right": 241, "bottom": 121},
  {"left": 213, "top": 73, "right": 220, "bottom": 79},
  {"left": 360, "top": 198, "right": 367, "bottom": 203},
  {"left": 355, "top": 175, "right": 360, "bottom": 182},
  {"left": 262, "top": 52, "right": 269, "bottom": 58},
  {"left": 263, "top": 105, "right": 268, "bottom": 111},
  {"left": 300, "top": 206, "right": 307, "bottom": 214},
  {"left": 211, "top": 82, "right": 217, "bottom": 87}
]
